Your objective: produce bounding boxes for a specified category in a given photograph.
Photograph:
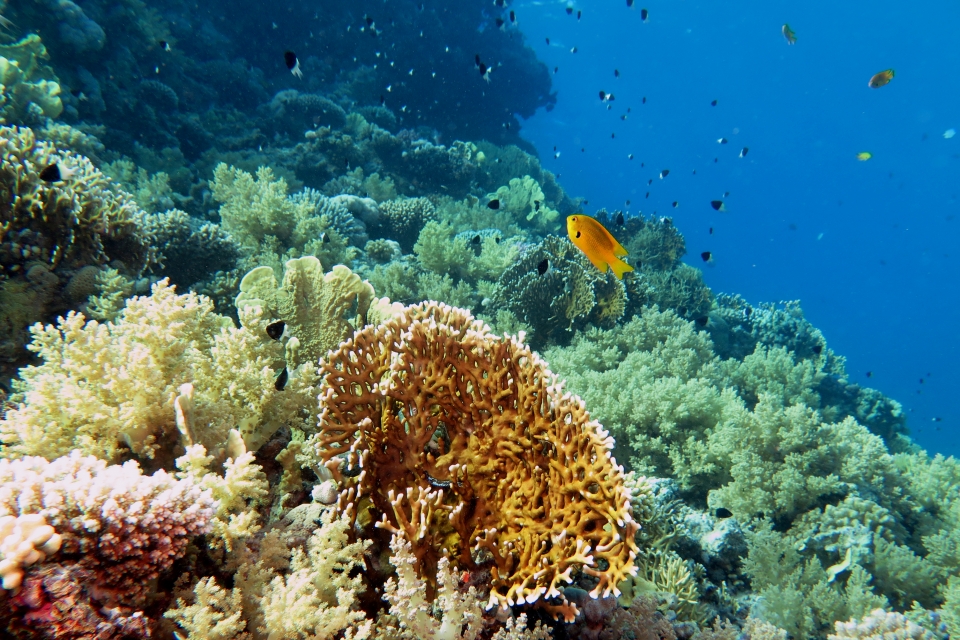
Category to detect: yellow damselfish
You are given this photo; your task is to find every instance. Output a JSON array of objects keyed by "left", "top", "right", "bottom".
[
  {"left": 857, "top": 152, "right": 872, "bottom": 161},
  {"left": 566, "top": 214, "right": 634, "bottom": 280}
]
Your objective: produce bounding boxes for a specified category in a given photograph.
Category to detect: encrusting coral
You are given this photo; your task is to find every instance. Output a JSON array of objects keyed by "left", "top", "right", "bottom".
[{"left": 310, "top": 301, "right": 639, "bottom": 616}]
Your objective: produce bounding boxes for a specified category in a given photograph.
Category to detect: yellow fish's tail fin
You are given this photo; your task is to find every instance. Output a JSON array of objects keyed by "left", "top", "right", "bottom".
[{"left": 610, "top": 257, "right": 634, "bottom": 280}]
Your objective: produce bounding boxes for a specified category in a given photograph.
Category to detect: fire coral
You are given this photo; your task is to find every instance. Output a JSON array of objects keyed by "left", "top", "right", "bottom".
[{"left": 312, "top": 301, "right": 639, "bottom": 616}]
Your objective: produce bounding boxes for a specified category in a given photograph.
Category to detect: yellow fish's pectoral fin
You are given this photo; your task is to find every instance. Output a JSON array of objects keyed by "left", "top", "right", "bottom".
[
  {"left": 609, "top": 257, "right": 634, "bottom": 280},
  {"left": 612, "top": 239, "right": 629, "bottom": 257}
]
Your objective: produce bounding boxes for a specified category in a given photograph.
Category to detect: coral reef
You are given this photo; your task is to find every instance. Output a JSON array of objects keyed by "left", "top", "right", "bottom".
[
  {"left": 494, "top": 235, "right": 626, "bottom": 347},
  {"left": 310, "top": 301, "right": 639, "bottom": 614},
  {"left": 0, "top": 35, "right": 63, "bottom": 124},
  {"left": 0, "top": 279, "right": 317, "bottom": 462}
]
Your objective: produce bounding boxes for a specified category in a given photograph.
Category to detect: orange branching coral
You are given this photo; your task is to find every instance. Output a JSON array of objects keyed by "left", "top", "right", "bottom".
[{"left": 313, "top": 301, "right": 639, "bottom": 617}]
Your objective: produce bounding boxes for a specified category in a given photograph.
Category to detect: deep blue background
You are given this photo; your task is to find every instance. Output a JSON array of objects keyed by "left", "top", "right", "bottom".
[{"left": 509, "top": 0, "right": 960, "bottom": 455}]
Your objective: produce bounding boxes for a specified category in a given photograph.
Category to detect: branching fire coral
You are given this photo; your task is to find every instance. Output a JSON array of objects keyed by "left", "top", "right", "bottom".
[{"left": 310, "top": 301, "right": 639, "bottom": 615}]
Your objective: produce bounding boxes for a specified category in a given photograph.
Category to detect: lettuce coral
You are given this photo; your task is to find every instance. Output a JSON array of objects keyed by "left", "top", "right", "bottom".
[
  {"left": 310, "top": 301, "right": 638, "bottom": 614},
  {"left": 0, "top": 279, "right": 317, "bottom": 462},
  {"left": 487, "top": 175, "right": 559, "bottom": 230}
]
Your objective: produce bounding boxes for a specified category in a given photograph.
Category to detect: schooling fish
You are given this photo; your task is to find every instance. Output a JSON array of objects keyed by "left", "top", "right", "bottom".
[
  {"left": 868, "top": 69, "right": 894, "bottom": 88},
  {"left": 566, "top": 214, "right": 634, "bottom": 279},
  {"left": 782, "top": 24, "right": 797, "bottom": 44}
]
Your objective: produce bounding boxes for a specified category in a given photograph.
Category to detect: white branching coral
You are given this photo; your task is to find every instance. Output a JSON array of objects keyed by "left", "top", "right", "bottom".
[
  {"left": 176, "top": 441, "right": 270, "bottom": 552},
  {"left": 236, "top": 507, "right": 372, "bottom": 640},
  {"left": 165, "top": 576, "right": 251, "bottom": 640},
  {"left": 382, "top": 531, "right": 485, "bottom": 640},
  {"left": 828, "top": 608, "right": 936, "bottom": 639}
]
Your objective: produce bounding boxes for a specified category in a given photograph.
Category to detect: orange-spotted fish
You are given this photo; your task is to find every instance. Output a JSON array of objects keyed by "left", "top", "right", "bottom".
[
  {"left": 868, "top": 69, "right": 894, "bottom": 88},
  {"left": 566, "top": 214, "right": 634, "bottom": 279}
]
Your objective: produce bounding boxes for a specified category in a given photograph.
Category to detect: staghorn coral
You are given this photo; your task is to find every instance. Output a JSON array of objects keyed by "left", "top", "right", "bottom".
[
  {"left": 0, "top": 34, "right": 63, "bottom": 124},
  {"left": 493, "top": 235, "right": 626, "bottom": 347},
  {"left": 0, "top": 279, "right": 317, "bottom": 462},
  {"left": 234, "top": 256, "right": 376, "bottom": 369},
  {"left": 310, "top": 301, "right": 638, "bottom": 615}
]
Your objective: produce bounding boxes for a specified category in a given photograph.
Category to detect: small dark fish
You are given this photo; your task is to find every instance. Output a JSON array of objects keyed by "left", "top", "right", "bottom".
[
  {"left": 487, "top": 198, "right": 500, "bottom": 210},
  {"left": 695, "top": 316, "right": 709, "bottom": 327},
  {"left": 660, "top": 169, "right": 669, "bottom": 179},
  {"left": 534, "top": 200, "right": 541, "bottom": 211},
  {"left": 566, "top": 6, "right": 573, "bottom": 15},
  {"left": 709, "top": 227, "right": 713, "bottom": 234},
  {"left": 496, "top": 17, "right": 505, "bottom": 29},
  {"left": 510, "top": 10, "right": 517, "bottom": 23},
  {"left": 266, "top": 320, "right": 286, "bottom": 341},
  {"left": 640, "top": 8, "right": 648, "bottom": 21},
  {"left": 39, "top": 163, "right": 63, "bottom": 182},
  {"left": 711, "top": 99, "right": 717, "bottom": 106},
  {"left": 599, "top": 90, "right": 606, "bottom": 100},
  {"left": 341, "top": 462, "right": 363, "bottom": 477},
  {"left": 284, "top": 51, "right": 302, "bottom": 78},
  {"left": 571, "top": 46, "right": 578, "bottom": 53},
  {"left": 646, "top": 192, "right": 650, "bottom": 198},
  {"left": 546, "top": 37, "right": 550, "bottom": 44},
  {"left": 475, "top": 54, "right": 482, "bottom": 66},
  {"left": 611, "top": 132, "right": 615, "bottom": 138},
  {"left": 866, "top": 371, "right": 873, "bottom": 378},
  {"left": 716, "top": 507, "right": 733, "bottom": 518},
  {"left": 627, "top": 0, "right": 634, "bottom": 6},
  {"left": 577, "top": 10, "right": 582, "bottom": 20},
  {"left": 710, "top": 200, "right": 726, "bottom": 211},
  {"left": 933, "top": 417, "right": 943, "bottom": 422},
  {"left": 627, "top": 153, "right": 634, "bottom": 159},
  {"left": 672, "top": 201, "right": 678, "bottom": 208},
  {"left": 537, "top": 258, "right": 549, "bottom": 275},
  {"left": 426, "top": 473, "right": 452, "bottom": 489},
  {"left": 642, "top": 96, "right": 646, "bottom": 104},
  {"left": 554, "top": 66, "right": 559, "bottom": 73},
  {"left": 868, "top": 69, "right": 894, "bottom": 89},
  {"left": 159, "top": 40, "right": 171, "bottom": 51},
  {"left": 321, "top": 231, "right": 331, "bottom": 243},
  {"left": 739, "top": 147, "right": 749, "bottom": 158},
  {"left": 478, "top": 62, "right": 488, "bottom": 77},
  {"left": 365, "top": 15, "right": 375, "bottom": 26},
  {"left": 782, "top": 24, "right": 797, "bottom": 45},
  {"left": 717, "top": 137, "right": 728, "bottom": 144},
  {"left": 494, "top": 0, "right": 507, "bottom": 6},
  {"left": 745, "top": 306, "right": 752, "bottom": 316},
  {"left": 275, "top": 367, "right": 289, "bottom": 391},
  {"left": 615, "top": 211, "right": 624, "bottom": 225},
  {"left": 614, "top": 69, "right": 620, "bottom": 78},
  {"left": 471, "top": 235, "right": 482, "bottom": 246},
  {"left": 813, "top": 344, "right": 823, "bottom": 355},
  {"left": 700, "top": 251, "right": 712, "bottom": 262},
  {"left": 920, "top": 378, "right": 925, "bottom": 384},
  {"left": 625, "top": 200, "right": 631, "bottom": 205}
]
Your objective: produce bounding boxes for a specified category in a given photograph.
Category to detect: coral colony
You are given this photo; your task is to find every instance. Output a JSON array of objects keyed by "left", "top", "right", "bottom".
[{"left": 0, "top": 2, "right": 956, "bottom": 639}]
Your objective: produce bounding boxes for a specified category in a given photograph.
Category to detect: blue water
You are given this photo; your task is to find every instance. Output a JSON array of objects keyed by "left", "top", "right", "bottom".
[{"left": 512, "top": 0, "right": 960, "bottom": 455}]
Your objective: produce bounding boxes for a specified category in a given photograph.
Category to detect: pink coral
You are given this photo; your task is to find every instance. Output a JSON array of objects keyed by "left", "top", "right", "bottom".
[{"left": 0, "top": 451, "right": 215, "bottom": 637}]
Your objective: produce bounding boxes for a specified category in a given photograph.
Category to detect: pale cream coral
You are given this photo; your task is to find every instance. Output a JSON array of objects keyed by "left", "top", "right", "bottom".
[
  {"left": 235, "top": 256, "right": 375, "bottom": 368},
  {"left": 165, "top": 576, "right": 251, "bottom": 640},
  {"left": 0, "top": 279, "right": 317, "bottom": 460},
  {"left": 828, "top": 608, "right": 935, "bottom": 640},
  {"left": 0, "top": 513, "right": 61, "bottom": 589}
]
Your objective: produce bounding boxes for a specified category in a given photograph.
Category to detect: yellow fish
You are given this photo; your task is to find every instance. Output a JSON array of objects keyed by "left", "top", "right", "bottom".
[
  {"left": 856, "top": 152, "right": 872, "bottom": 161},
  {"left": 868, "top": 69, "right": 894, "bottom": 88},
  {"left": 566, "top": 214, "right": 634, "bottom": 279}
]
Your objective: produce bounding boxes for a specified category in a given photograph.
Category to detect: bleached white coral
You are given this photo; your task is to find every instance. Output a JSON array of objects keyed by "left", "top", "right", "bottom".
[
  {"left": 165, "top": 576, "right": 250, "bottom": 640},
  {"left": 382, "top": 531, "right": 484, "bottom": 640},
  {"left": 828, "top": 608, "right": 936, "bottom": 640}
]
